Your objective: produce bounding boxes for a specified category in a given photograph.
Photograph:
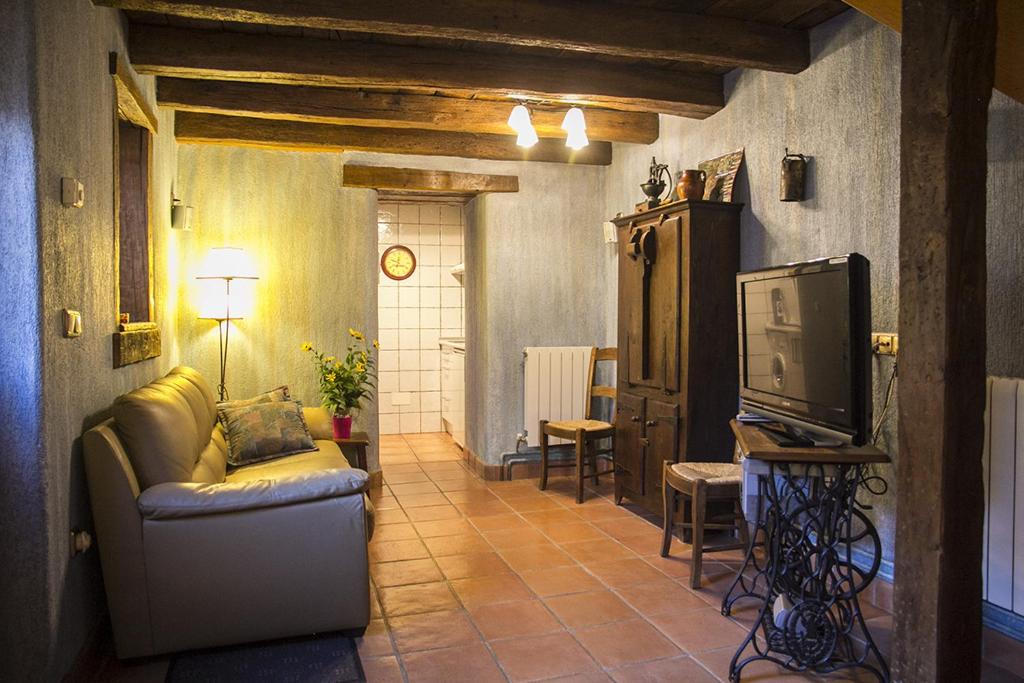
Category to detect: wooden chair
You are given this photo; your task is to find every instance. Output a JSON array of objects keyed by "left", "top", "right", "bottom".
[
  {"left": 539, "top": 347, "right": 616, "bottom": 503},
  {"left": 661, "top": 445, "right": 750, "bottom": 588}
]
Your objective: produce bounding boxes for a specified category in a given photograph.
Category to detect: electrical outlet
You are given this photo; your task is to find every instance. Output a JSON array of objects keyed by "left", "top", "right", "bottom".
[{"left": 872, "top": 332, "right": 898, "bottom": 356}]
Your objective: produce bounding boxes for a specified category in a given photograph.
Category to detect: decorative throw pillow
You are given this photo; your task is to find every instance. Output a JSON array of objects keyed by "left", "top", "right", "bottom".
[
  {"left": 216, "top": 385, "right": 290, "bottom": 416},
  {"left": 219, "top": 400, "right": 317, "bottom": 466}
]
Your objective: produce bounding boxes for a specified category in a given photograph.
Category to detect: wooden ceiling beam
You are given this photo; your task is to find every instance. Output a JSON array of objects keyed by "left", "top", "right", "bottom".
[
  {"left": 175, "top": 112, "right": 614, "bottom": 165},
  {"left": 343, "top": 166, "right": 519, "bottom": 194},
  {"left": 157, "top": 78, "right": 660, "bottom": 144},
  {"left": 99, "top": 0, "right": 809, "bottom": 73},
  {"left": 129, "top": 24, "right": 723, "bottom": 118}
]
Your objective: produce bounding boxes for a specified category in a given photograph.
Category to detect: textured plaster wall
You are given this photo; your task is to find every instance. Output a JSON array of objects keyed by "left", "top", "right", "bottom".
[
  {"left": 339, "top": 153, "right": 615, "bottom": 465},
  {"left": 465, "top": 164, "right": 613, "bottom": 464},
  {"left": 175, "top": 146, "right": 380, "bottom": 470},
  {"left": 605, "top": 10, "right": 1024, "bottom": 566},
  {"left": 15, "top": 0, "right": 182, "bottom": 678},
  {"left": 0, "top": 0, "right": 47, "bottom": 676}
]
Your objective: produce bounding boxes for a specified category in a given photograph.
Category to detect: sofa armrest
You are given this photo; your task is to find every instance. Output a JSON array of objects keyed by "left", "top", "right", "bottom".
[{"left": 138, "top": 468, "right": 368, "bottom": 519}]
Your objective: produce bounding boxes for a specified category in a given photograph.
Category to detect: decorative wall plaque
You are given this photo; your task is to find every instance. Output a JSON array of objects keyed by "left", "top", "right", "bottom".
[{"left": 698, "top": 149, "right": 745, "bottom": 202}]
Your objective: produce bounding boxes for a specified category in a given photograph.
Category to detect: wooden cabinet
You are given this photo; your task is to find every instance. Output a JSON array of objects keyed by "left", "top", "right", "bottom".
[{"left": 612, "top": 200, "right": 741, "bottom": 515}]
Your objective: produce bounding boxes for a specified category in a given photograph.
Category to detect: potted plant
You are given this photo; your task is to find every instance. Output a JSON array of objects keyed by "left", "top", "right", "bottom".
[{"left": 302, "top": 328, "right": 378, "bottom": 439}]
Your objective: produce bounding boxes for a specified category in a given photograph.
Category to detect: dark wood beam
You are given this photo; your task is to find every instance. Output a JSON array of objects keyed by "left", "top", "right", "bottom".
[
  {"left": 342, "top": 166, "right": 519, "bottom": 194},
  {"left": 893, "top": 0, "right": 995, "bottom": 681},
  {"left": 175, "top": 113, "right": 613, "bottom": 165},
  {"left": 99, "top": 0, "right": 808, "bottom": 73},
  {"left": 157, "top": 78, "right": 660, "bottom": 144},
  {"left": 109, "top": 52, "right": 158, "bottom": 133},
  {"left": 129, "top": 24, "right": 723, "bottom": 118}
]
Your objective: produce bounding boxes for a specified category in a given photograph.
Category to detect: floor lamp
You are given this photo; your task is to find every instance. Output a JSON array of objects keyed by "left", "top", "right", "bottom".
[{"left": 197, "top": 247, "right": 258, "bottom": 402}]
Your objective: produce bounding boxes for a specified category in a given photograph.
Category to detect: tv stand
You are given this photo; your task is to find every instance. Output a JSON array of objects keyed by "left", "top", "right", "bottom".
[{"left": 724, "top": 420, "right": 891, "bottom": 681}]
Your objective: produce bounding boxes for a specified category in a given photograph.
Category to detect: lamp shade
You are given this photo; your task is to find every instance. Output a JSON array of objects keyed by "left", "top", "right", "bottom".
[
  {"left": 508, "top": 104, "right": 538, "bottom": 148},
  {"left": 507, "top": 104, "right": 531, "bottom": 132},
  {"left": 196, "top": 247, "right": 257, "bottom": 320},
  {"left": 561, "top": 107, "right": 589, "bottom": 150},
  {"left": 196, "top": 246, "right": 258, "bottom": 280}
]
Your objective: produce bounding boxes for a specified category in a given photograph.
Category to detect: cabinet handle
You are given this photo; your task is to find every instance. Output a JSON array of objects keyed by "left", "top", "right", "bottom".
[
  {"left": 630, "top": 416, "right": 640, "bottom": 423},
  {"left": 646, "top": 420, "right": 657, "bottom": 427}
]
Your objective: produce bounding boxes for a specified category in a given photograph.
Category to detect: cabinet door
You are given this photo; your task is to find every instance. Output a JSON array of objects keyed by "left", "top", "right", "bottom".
[
  {"left": 614, "top": 392, "right": 646, "bottom": 495},
  {"left": 645, "top": 400, "right": 680, "bottom": 494},
  {"left": 648, "top": 215, "right": 681, "bottom": 392},
  {"left": 617, "top": 221, "right": 645, "bottom": 385}
]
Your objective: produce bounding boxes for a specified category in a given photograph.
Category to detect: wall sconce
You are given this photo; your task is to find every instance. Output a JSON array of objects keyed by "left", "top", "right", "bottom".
[
  {"left": 780, "top": 149, "right": 808, "bottom": 202},
  {"left": 196, "top": 247, "right": 258, "bottom": 401},
  {"left": 171, "top": 197, "right": 194, "bottom": 231}
]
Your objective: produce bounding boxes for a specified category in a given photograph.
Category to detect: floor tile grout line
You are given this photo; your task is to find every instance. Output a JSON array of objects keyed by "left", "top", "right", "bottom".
[
  {"left": 383, "top": 436, "right": 513, "bottom": 681},
  {"left": 373, "top": 435, "right": 769, "bottom": 680}
]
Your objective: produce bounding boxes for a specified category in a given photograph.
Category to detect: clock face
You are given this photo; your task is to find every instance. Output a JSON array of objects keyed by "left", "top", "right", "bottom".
[{"left": 381, "top": 245, "right": 417, "bottom": 281}]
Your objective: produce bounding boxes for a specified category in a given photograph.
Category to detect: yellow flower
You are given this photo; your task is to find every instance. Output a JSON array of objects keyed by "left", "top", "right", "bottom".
[
  {"left": 361, "top": 351, "right": 368, "bottom": 362},
  {"left": 301, "top": 342, "right": 313, "bottom": 352},
  {"left": 348, "top": 328, "right": 364, "bottom": 341},
  {"left": 325, "top": 356, "right": 335, "bottom": 363},
  {"left": 326, "top": 372, "right": 336, "bottom": 382},
  {"left": 355, "top": 363, "right": 365, "bottom": 373},
  {"left": 335, "top": 361, "right": 342, "bottom": 369},
  {"left": 372, "top": 339, "right": 380, "bottom": 350}
]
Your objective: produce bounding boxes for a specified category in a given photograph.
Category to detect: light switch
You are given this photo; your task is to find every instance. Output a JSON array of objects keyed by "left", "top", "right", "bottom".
[
  {"left": 61, "top": 177, "right": 84, "bottom": 208},
  {"left": 63, "top": 309, "right": 82, "bottom": 338},
  {"left": 603, "top": 221, "right": 618, "bottom": 243}
]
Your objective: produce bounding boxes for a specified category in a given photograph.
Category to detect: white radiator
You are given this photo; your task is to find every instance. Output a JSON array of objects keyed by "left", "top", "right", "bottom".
[
  {"left": 523, "top": 346, "right": 593, "bottom": 447},
  {"left": 984, "top": 376, "right": 1024, "bottom": 612}
]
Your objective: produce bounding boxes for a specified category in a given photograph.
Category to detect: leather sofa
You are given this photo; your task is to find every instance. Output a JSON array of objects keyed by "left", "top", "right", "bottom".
[{"left": 83, "top": 366, "right": 374, "bottom": 658}]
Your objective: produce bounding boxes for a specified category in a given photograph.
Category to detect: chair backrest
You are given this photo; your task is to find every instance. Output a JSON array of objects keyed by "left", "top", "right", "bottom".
[{"left": 585, "top": 347, "right": 617, "bottom": 420}]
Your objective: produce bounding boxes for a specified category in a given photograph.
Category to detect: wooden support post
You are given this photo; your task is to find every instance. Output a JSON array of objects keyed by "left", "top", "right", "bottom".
[{"left": 894, "top": 1, "right": 996, "bottom": 681}]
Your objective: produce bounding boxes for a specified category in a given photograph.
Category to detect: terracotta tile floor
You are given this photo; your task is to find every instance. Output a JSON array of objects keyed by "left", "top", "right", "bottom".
[
  {"left": 363, "top": 432, "right": 900, "bottom": 683},
  {"left": 94, "top": 430, "right": 1023, "bottom": 682}
]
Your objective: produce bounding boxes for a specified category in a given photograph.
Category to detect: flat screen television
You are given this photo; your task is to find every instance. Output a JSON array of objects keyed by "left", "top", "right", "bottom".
[{"left": 736, "top": 253, "right": 872, "bottom": 446}]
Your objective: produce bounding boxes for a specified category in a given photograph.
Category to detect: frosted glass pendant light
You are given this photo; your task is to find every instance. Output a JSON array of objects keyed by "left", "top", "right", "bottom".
[
  {"left": 561, "top": 106, "right": 589, "bottom": 150},
  {"left": 508, "top": 104, "right": 538, "bottom": 148}
]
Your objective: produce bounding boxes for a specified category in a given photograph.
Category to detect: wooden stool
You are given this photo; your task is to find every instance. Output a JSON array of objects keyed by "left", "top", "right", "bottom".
[
  {"left": 539, "top": 347, "right": 616, "bottom": 503},
  {"left": 661, "top": 459, "right": 750, "bottom": 588}
]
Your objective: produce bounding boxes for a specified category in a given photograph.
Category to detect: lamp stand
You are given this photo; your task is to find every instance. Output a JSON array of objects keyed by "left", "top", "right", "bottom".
[{"left": 215, "top": 278, "right": 233, "bottom": 402}]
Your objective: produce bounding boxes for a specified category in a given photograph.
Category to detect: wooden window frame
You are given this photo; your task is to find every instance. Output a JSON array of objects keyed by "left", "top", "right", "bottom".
[{"left": 110, "top": 52, "right": 161, "bottom": 367}]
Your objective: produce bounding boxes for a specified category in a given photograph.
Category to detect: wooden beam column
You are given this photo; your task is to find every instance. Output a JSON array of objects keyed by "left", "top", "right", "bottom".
[{"left": 894, "top": 1, "right": 995, "bottom": 681}]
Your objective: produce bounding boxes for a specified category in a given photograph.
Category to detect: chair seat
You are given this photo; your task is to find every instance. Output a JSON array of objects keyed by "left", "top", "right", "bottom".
[
  {"left": 543, "top": 419, "right": 614, "bottom": 440},
  {"left": 669, "top": 461, "right": 742, "bottom": 486}
]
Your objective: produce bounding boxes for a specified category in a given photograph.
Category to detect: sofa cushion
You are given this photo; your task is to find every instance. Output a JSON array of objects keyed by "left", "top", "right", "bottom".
[
  {"left": 219, "top": 400, "right": 317, "bottom": 466},
  {"left": 113, "top": 382, "right": 202, "bottom": 490},
  {"left": 226, "top": 440, "right": 351, "bottom": 483},
  {"left": 192, "top": 425, "right": 229, "bottom": 484},
  {"left": 165, "top": 367, "right": 218, "bottom": 433}
]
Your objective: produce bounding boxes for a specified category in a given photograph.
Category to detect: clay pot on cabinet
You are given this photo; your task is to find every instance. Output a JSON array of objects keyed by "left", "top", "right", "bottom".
[{"left": 676, "top": 169, "right": 707, "bottom": 201}]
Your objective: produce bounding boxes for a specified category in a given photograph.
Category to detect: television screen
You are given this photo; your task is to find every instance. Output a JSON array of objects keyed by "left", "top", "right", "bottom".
[{"left": 737, "top": 254, "right": 871, "bottom": 444}]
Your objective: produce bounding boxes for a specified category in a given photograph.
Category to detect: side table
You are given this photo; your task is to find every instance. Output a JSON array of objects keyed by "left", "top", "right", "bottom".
[
  {"left": 333, "top": 431, "right": 369, "bottom": 471},
  {"left": 723, "top": 420, "right": 891, "bottom": 682}
]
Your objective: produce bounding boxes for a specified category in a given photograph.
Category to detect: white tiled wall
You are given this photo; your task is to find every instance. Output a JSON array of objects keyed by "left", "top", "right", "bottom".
[{"left": 377, "top": 202, "right": 465, "bottom": 434}]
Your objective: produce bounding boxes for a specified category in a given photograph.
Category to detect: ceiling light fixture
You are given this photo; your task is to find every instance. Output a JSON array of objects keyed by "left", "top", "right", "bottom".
[
  {"left": 561, "top": 106, "right": 589, "bottom": 150},
  {"left": 508, "top": 104, "right": 538, "bottom": 148}
]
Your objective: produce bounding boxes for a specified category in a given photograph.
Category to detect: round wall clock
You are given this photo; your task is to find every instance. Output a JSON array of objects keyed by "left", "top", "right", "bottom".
[{"left": 380, "top": 245, "right": 417, "bottom": 281}]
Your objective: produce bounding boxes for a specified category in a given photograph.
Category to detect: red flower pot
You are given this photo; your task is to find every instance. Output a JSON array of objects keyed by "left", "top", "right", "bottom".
[{"left": 332, "top": 414, "right": 353, "bottom": 439}]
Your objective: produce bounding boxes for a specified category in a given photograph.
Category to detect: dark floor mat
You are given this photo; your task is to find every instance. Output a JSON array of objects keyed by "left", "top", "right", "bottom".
[{"left": 166, "top": 632, "right": 364, "bottom": 683}]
